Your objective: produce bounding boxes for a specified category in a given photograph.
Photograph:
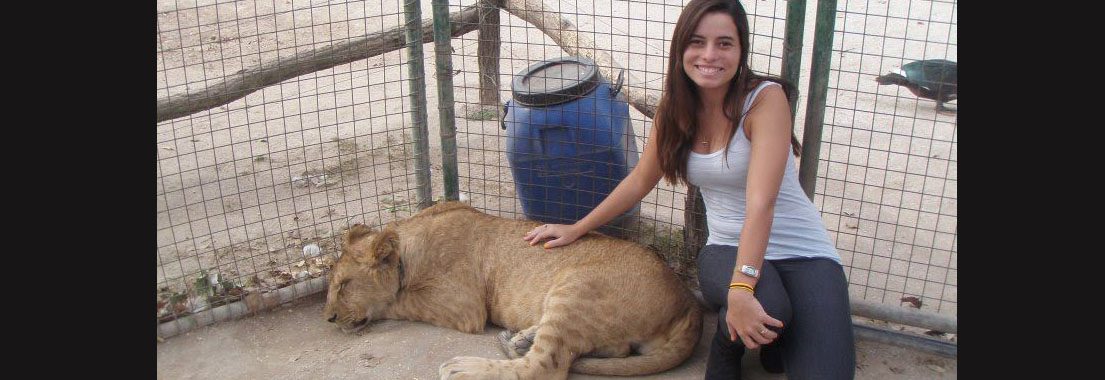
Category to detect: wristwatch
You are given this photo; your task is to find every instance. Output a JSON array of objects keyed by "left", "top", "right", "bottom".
[{"left": 739, "top": 264, "right": 759, "bottom": 278}]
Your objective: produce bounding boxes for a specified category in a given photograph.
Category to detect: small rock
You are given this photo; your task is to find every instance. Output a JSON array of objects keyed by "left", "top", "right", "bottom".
[
  {"left": 926, "top": 364, "right": 946, "bottom": 373},
  {"left": 303, "top": 244, "right": 322, "bottom": 258}
]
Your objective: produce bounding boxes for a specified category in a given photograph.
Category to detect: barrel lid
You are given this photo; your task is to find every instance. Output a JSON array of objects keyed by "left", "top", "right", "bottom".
[{"left": 511, "top": 56, "right": 601, "bottom": 107}]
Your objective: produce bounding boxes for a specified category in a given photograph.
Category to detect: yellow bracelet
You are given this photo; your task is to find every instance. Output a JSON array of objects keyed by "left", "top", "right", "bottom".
[
  {"left": 730, "top": 285, "right": 754, "bottom": 293},
  {"left": 728, "top": 282, "right": 755, "bottom": 293},
  {"left": 728, "top": 282, "right": 754, "bottom": 289}
]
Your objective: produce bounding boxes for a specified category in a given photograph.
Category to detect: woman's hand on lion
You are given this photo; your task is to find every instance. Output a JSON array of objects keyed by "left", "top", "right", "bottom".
[{"left": 523, "top": 223, "right": 584, "bottom": 249}]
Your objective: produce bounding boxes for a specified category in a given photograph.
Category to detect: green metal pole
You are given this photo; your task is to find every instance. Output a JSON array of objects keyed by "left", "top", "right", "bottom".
[
  {"left": 404, "top": 0, "right": 434, "bottom": 209},
  {"left": 432, "top": 0, "right": 459, "bottom": 202},
  {"left": 799, "top": 0, "right": 837, "bottom": 201},
  {"left": 781, "top": 0, "right": 806, "bottom": 116}
]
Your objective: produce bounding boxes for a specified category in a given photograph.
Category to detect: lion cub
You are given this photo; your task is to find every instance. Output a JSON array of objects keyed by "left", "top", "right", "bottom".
[{"left": 324, "top": 201, "right": 702, "bottom": 379}]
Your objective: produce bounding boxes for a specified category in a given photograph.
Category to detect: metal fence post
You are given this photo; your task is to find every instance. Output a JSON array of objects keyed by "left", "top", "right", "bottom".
[
  {"left": 781, "top": 0, "right": 807, "bottom": 116},
  {"left": 798, "top": 0, "right": 837, "bottom": 201},
  {"left": 432, "top": 0, "right": 460, "bottom": 202},
  {"left": 405, "top": 0, "right": 434, "bottom": 209}
]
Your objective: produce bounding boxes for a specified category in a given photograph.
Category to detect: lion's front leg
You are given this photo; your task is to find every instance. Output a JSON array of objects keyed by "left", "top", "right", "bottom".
[
  {"left": 439, "top": 351, "right": 570, "bottom": 380},
  {"left": 441, "top": 311, "right": 589, "bottom": 380},
  {"left": 439, "top": 356, "right": 521, "bottom": 380}
]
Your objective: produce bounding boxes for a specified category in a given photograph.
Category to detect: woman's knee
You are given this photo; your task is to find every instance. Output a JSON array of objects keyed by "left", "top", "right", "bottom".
[
  {"left": 696, "top": 245, "right": 738, "bottom": 308},
  {"left": 754, "top": 261, "right": 793, "bottom": 326}
]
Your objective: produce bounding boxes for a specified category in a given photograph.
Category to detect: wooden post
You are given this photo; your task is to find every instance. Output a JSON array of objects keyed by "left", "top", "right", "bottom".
[
  {"left": 477, "top": 0, "right": 502, "bottom": 109},
  {"left": 683, "top": 185, "right": 708, "bottom": 260}
]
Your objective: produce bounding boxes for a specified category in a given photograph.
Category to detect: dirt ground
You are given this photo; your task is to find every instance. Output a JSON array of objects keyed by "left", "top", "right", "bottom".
[{"left": 156, "top": 292, "right": 956, "bottom": 379}]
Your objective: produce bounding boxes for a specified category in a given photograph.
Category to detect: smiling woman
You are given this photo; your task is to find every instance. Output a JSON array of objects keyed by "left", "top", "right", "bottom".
[
  {"left": 683, "top": 12, "right": 743, "bottom": 150},
  {"left": 521, "top": 0, "right": 855, "bottom": 379},
  {"left": 682, "top": 13, "right": 742, "bottom": 96}
]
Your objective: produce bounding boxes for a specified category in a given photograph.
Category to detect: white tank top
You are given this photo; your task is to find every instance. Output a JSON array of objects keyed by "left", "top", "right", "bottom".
[{"left": 686, "top": 81, "right": 840, "bottom": 263}]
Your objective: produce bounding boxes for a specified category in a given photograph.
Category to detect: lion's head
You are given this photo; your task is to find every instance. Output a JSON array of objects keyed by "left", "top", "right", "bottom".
[{"left": 323, "top": 224, "right": 402, "bottom": 333}]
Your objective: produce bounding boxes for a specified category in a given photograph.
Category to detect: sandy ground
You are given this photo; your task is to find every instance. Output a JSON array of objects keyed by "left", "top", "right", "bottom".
[{"left": 156, "top": 292, "right": 956, "bottom": 379}]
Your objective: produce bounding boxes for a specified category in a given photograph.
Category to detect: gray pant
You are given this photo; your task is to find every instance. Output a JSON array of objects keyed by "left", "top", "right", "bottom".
[{"left": 697, "top": 244, "right": 855, "bottom": 380}]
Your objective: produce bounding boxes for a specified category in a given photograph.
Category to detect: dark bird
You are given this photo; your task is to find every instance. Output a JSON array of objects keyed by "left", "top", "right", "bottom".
[{"left": 876, "top": 59, "right": 957, "bottom": 113}]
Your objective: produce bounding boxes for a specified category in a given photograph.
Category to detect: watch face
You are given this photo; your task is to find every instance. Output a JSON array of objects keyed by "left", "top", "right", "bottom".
[{"left": 741, "top": 265, "right": 758, "bottom": 277}]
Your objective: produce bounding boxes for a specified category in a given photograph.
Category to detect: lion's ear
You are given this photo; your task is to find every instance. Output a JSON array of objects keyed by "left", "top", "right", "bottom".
[
  {"left": 345, "top": 224, "right": 374, "bottom": 246},
  {"left": 365, "top": 228, "right": 400, "bottom": 267}
]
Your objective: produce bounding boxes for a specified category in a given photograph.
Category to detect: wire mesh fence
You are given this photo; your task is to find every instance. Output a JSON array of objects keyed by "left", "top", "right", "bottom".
[
  {"left": 155, "top": 0, "right": 956, "bottom": 337},
  {"left": 156, "top": 0, "right": 434, "bottom": 333},
  {"left": 810, "top": 0, "right": 957, "bottom": 318}
]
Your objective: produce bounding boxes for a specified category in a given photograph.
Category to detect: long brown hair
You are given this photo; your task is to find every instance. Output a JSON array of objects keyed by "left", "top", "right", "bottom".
[{"left": 655, "top": 0, "right": 802, "bottom": 187}]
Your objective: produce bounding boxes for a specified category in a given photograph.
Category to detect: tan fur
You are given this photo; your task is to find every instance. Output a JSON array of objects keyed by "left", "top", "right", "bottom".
[{"left": 324, "top": 202, "right": 702, "bottom": 379}]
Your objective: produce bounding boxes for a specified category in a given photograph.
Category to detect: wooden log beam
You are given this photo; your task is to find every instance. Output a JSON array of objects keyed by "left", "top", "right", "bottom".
[
  {"left": 501, "top": 0, "right": 661, "bottom": 118},
  {"left": 156, "top": 4, "right": 483, "bottom": 123}
]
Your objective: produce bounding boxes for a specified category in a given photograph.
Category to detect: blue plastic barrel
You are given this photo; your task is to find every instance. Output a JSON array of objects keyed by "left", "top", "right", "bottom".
[{"left": 503, "top": 56, "right": 640, "bottom": 235}]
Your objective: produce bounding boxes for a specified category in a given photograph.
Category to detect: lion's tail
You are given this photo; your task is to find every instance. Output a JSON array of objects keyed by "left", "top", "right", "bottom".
[{"left": 570, "top": 302, "right": 703, "bottom": 376}]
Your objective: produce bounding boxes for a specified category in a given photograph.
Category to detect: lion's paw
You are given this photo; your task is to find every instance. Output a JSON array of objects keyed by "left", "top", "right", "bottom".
[
  {"left": 496, "top": 331, "right": 520, "bottom": 358},
  {"left": 496, "top": 328, "right": 535, "bottom": 359},
  {"left": 439, "top": 356, "right": 506, "bottom": 380}
]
